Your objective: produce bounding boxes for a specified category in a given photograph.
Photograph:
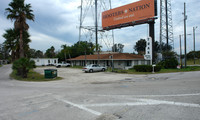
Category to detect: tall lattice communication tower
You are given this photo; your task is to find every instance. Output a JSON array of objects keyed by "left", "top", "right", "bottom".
[
  {"left": 160, "top": 0, "right": 174, "bottom": 51},
  {"left": 78, "top": 0, "right": 114, "bottom": 51}
]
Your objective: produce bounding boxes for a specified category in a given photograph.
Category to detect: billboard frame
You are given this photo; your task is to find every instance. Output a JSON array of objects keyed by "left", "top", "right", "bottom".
[
  {"left": 102, "top": 0, "right": 157, "bottom": 31},
  {"left": 101, "top": 0, "right": 157, "bottom": 63}
]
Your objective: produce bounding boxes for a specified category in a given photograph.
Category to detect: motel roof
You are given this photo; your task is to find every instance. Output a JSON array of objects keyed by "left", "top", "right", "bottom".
[{"left": 68, "top": 53, "right": 144, "bottom": 61}]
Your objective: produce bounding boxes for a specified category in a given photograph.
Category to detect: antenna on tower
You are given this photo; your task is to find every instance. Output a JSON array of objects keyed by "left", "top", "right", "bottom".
[
  {"left": 78, "top": 0, "right": 114, "bottom": 52},
  {"left": 160, "top": 0, "right": 174, "bottom": 52}
]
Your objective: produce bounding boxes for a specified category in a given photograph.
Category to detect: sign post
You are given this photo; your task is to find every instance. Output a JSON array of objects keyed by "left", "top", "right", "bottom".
[
  {"left": 149, "top": 21, "right": 155, "bottom": 63},
  {"left": 144, "top": 37, "right": 153, "bottom": 65},
  {"left": 102, "top": 0, "right": 157, "bottom": 64}
]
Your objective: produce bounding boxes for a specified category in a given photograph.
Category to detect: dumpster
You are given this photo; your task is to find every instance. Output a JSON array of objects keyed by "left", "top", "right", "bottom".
[{"left": 44, "top": 69, "right": 57, "bottom": 78}]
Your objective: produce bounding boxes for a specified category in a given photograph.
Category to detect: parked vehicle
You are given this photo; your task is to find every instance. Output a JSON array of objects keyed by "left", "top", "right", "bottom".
[
  {"left": 82, "top": 64, "right": 106, "bottom": 73},
  {"left": 56, "top": 63, "right": 70, "bottom": 68}
]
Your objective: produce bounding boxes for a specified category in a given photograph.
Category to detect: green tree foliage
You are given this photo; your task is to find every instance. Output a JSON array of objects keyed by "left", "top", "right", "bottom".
[
  {"left": 55, "top": 42, "right": 96, "bottom": 61},
  {"left": 56, "top": 44, "right": 71, "bottom": 62},
  {"left": 112, "top": 43, "right": 124, "bottom": 53},
  {"left": 0, "top": 44, "right": 3, "bottom": 60},
  {"left": 3, "top": 28, "right": 31, "bottom": 61},
  {"left": 44, "top": 42, "right": 97, "bottom": 61},
  {"left": 154, "top": 41, "right": 160, "bottom": 52},
  {"left": 134, "top": 38, "right": 172, "bottom": 55},
  {"left": 0, "top": 43, "right": 10, "bottom": 60},
  {"left": 12, "top": 58, "right": 36, "bottom": 78},
  {"left": 45, "top": 46, "right": 56, "bottom": 58},
  {"left": 27, "top": 48, "right": 36, "bottom": 58},
  {"left": 134, "top": 39, "right": 146, "bottom": 55},
  {"left": 5, "top": 0, "right": 34, "bottom": 58},
  {"left": 95, "top": 44, "right": 102, "bottom": 52},
  {"left": 187, "top": 51, "right": 200, "bottom": 59},
  {"left": 70, "top": 41, "right": 95, "bottom": 58},
  {"left": 162, "top": 51, "right": 177, "bottom": 60},
  {"left": 35, "top": 50, "right": 44, "bottom": 58},
  {"left": 27, "top": 49, "right": 44, "bottom": 58},
  {"left": 157, "top": 58, "right": 178, "bottom": 69}
]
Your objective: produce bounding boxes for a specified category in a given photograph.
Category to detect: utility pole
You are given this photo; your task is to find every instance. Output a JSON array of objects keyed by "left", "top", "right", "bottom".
[
  {"left": 84, "top": 48, "right": 87, "bottom": 66},
  {"left": 95, "top": 0, "right": 98, "bottom": 52},
  {"left": 193, "top": 26, "right": 198, "bottom": 64},
  {"left": 179, "top": 35, "right": 182, "bottom": 68},
  {"left": 149, "top": 21, "right": 155, "bottom": 64},
  {"left": 95, "top": 0, "right": 100, "bottom": 64},
  {"left": 109, "top": 0, "right": 115, "bottom": 52},
  {"left": 184, "top": 2, "right": 187, "bottom": 68},
  {"left": 79, "top": 0, "right": 83, "bottom": 44},
  {"left": 159, "top": 0, "right": 163, "bottom": 52}
]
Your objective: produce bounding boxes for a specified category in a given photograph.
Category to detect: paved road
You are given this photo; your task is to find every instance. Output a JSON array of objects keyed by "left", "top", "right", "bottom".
[{"left": 0, "top": 65, "right": 200, "bottom": 120}]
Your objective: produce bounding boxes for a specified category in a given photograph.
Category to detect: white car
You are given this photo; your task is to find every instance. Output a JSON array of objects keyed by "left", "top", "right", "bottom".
[
  {"left": 56, "top": 63, "right": 70, "bottom": 68},
  {"left": 82, "top": 64, "right": 106, "bottom": 73}
]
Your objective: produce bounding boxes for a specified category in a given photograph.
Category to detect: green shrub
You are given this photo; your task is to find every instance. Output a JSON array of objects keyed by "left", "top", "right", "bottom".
[
  {"left": 157, "top": 61, "right": 165, "bottom": 68},
  {"left": 154, "top": 65, "right": 162, "bottom": 72},
  {"left": 134, "top": 65, "right": 162, "bottom": 72},
  {"left": 12, "top": 58, "right": 36, "bottom": 78},
  {"left": 158, "top": 58, "right": 178, "bottom": 69},
  {"left": 134, "top": 65, "right": 150, "bottom": 72}
]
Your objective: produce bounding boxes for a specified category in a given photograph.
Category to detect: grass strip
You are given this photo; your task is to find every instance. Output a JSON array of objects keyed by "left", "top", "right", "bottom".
[
  {"left": 109, "top": 66, "right": 200, "bottom": 74},
  {"left": 10, "top": 70, "right": 62, "bottom": 82}
]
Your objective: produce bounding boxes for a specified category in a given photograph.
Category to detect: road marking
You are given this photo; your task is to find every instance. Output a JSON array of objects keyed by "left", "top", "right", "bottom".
[
  {"left": 53, "top": 93, "right": 200, "bottom": 116},
  {"left": 138, "top": 99, "right": 200, "bottom": 107},
  {"left": 82, "top": 99, "right": 200, "bottom": 108},
  {"left": 138, "top": 99, "right": 200, "bottom": 108},
  {"left": 55, "top": 97, "right": 102, "bottom": 116},
  {"left": 83, "top": 102, "right": 158, "bottom": 107}
]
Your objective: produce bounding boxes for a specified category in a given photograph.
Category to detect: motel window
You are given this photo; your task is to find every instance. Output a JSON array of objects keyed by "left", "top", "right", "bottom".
[
  {"left": 37, "top": 60, "right": 39, "bottom": 62},
  {"left": 54, "top": 60, "right": 56, "bottom": 63},
  {"left": 141, "top": 60, "right": 145, "bottom": 65},
  {"left": 126, "top": 61, "right": 132, "bottom": 66},
  {"left": 48, "top": 60, "right": 50, "bottom": 63},
  {"left": 134, "top": 60, "right": 138, "bottom": 65},
  {"left": 118, "top": 61, "right": 121, "bottom": 65},
  {"left": 147, "top": 60, "right": 151, "bottom": 65}
]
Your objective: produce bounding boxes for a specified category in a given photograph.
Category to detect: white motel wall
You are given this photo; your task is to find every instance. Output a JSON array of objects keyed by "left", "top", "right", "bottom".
[
  {"left": 71, "top": 59, "right": 150, "bottom": 70},
  {"left": 31, "top": 58, "right": 58, "bottom": 66}
]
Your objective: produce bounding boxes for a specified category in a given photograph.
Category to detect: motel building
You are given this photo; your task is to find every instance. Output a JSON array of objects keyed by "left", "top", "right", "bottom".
[
  {"left": 68, "top": 52, "right": 151, "bottom": 70},
  {"left": 31, "top": 58, "right": 58, "bottom": 66}
]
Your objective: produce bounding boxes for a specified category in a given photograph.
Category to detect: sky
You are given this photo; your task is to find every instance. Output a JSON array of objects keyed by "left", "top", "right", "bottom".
[{"left": 0, "top": 0, "right": 200, "bottom": 54}]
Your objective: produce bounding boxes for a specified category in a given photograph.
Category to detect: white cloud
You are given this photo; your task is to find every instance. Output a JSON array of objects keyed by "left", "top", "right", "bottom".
[{"left": 29, "top": 29, "right": 72, "bottom": 52}]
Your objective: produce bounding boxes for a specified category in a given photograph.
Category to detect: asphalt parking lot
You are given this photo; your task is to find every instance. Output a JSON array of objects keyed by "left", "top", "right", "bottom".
[{"left": 0, "top": 65, "right": 200, "bottom": 120}]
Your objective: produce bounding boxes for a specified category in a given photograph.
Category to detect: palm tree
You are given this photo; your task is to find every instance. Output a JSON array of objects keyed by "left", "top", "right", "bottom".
[
  {"left": 3, "top": 28, "right": 31, "bottom": 61},
  {"left": 5, "top": 0, "right": 34, "bottom": 58},
  {"left": 3, "top": 28, "right": 18, "bottom": 61},
  {"left": 35, "top": 50, "right": 44, "bottom": 58},
  {"left": 95, "top": 44, "right": 102, "bottom": 52},
  {"left": 45, "top": 46, "right": 56, "bottom": 58},
  {"left": 61, "top": 45, "right": 67, "bottom": 61}
]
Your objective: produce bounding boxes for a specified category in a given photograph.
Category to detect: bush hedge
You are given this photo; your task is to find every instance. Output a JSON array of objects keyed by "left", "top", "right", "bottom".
[
  {"left": 157, "top": 58, "right": 178, "bottom": 69},
  {"left": 134, "top": 65, "right": 161, "bottom": 72}
]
